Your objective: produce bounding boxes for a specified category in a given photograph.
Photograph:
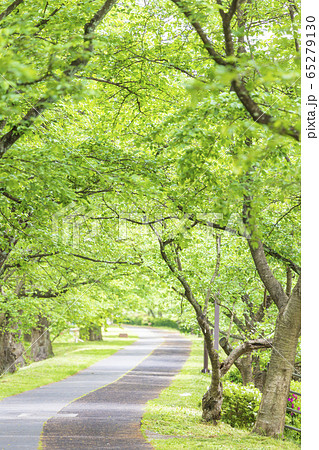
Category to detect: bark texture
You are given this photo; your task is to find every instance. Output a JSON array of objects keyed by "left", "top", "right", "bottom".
[
  {"left": 31, "top": 316, "right": 54, "bottom": 361},
  {"left": 199, "top": 319, "right": 223, "bottom": 424},
  {"left": 253, "top": 277, "right": 301, "bottom": 437},
  {"left": 252, "top": 356, "right": 268, "bottom": 392},
  {"left": 202, "top": 379, "right": 223, "bottom": 423},
  {"left": 0, "top": 317, "right": 25, "bottom": 374},
  {"left": 243, "top": 190, "right": 301, "bottom": 437}
]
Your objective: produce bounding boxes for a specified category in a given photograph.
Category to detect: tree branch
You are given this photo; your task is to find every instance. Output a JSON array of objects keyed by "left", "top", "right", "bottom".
[
  {"left": 171, "top": 0, "right": 227, "bottom": 66},
  {"left": 0, "top": 0, "right": 23, "bottom": 22},
  {"left": 34, "top": 4, "right": 64, "bottom": 31},
  {"left": 171, "top": 0, "right": 300, "bottom": 141},
  {"left": 288, "top": 0, "right": 300, "bottom": 53},
  {"left": 121, "top": 216, "right": 178, "bottom": 226},
  {"left": 149, "top": 222, "right": 203, "bottom": 318},
  {"left": 70, "top": 253, "right": 142, "bottom": 265},
  {"left": 26, "top": 279, "right": 97, "bottom": 298},
  {"left": 243, "top": 197, "right": 289, "bottom": 311},
  {"left": 193, "top": 217, "right": 300, "bottom": 275},
  {"left": 217, "top": 0, "right": 241, "bottom": 56},
  {"left": 0, "top": 0, "right": 118, "bottom": 158},
  {"left": 204, "top": 234, "right": 221, "bottom": 315},
  {"left": 74, "top": 75, "right": 138, "bottom": 95},
  {"left": 0, "top": 189, "right": 22, "bottom": 203},
  {"left": 262, "top": 244, "right": 300, "bottom": 276},
  {"left": 220, "top": 338, "right": 273, "bottom": 377},
  {"left": 2, "top": 251, "right": 58, "bottom": 270}
]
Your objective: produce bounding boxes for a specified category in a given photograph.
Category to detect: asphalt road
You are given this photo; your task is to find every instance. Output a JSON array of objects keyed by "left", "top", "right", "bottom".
[{"left": 0, "top": 327, "right": 191, "bottom": 449}]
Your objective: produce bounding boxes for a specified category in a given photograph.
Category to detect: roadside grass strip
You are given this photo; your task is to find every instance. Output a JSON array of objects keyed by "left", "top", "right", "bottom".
[
  {"left": 0, "top": 327, "right": 137, "bottom": 400},
  {"left": 141, "top": 337, "right": 300, "bottom": 449}
]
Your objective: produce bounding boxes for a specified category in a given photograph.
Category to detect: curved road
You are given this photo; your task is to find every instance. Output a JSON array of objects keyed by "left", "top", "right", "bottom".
[{"left": 0, "top": 327, "right": 191, "bottom": 449}]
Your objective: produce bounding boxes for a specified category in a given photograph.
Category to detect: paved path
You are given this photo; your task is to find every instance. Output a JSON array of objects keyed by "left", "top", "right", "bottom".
[{"left": 0, "top": 327, "right": 191, "bottom": 449}]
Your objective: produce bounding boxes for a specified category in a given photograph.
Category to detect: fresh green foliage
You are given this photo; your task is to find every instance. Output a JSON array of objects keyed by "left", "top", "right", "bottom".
[
  {"left": 221, "top": 382, "right": 262, "bottom": 429},
  {"left": 223, "top": 365, "right": 243, "bottom": 385},
  {"left": 0, "top": 0, "right": 301, "bottom": 438},
  {"left": 0, "top": 0, "right": 300, "bottom": 340}
]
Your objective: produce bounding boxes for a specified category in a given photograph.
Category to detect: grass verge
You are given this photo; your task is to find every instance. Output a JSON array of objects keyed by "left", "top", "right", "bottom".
[
  {"left": 141, "top": 336, "right": 300, "bottom": 449},
  {"left": 0, "top": 326, "right": 137, "bottom": 400}
]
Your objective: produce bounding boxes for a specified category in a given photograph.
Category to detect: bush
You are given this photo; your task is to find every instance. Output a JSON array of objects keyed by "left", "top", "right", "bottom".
[
  {"left": 122, "top": 316, "right": 180, "bottom": 329},
  {"left": 223, "top": 366, "right": 243, "bottom": 385},
  {"left": 148, "top": 317, "right": 179, "bottom": 329},
  {"left": 221, "top": 382, "right": 262, "bottom": 429},
  {"left": 122, "top": 317, "right": 144, "bottom": 325}
]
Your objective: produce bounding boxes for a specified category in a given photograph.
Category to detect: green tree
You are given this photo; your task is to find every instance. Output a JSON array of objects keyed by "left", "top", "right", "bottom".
[{"left": 0, "top": 0, "right": 300, "bottom": 439}]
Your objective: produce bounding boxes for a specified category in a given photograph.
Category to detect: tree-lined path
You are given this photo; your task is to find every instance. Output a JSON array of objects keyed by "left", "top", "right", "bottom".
[
  {"left": 0, "top": 0, "right": 301, "bottom": 442},
  {"left": 0, "top": 327, "right": 191, "bottom": 449}
]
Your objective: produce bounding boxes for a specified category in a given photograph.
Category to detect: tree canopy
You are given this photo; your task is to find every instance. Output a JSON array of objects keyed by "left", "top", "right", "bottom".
[{"left": 0, "top": 0, "right": 301, "bottom": 439}]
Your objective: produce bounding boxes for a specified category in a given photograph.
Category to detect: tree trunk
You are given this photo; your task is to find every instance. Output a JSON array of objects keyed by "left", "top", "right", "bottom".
[
  {"left": 152, "top": 229, "right": 224, "bottom": 423},
  {"left": 238, "top": 353, "right": 254, "bottom": 385},
  {"left": 198, "top": 316, "right": 223, "bottom": 423},
  {"left": 219, "top": 337, "right": 254, "bottom": 385},
  {"left": 202, "top": 378, "right": 223, "bottom": 424},
  {"left": 88, "top": 325, "right": 102, "bottom": 341},
  {"left": 31, "top": 316, "right": 54, "bottom": 361},
  {"left": 80, "top": 325, "right": 102, "bottom": 341},
  {"left": 253, "top": 277, "right": 301, "bottom": 437},
  {"left": 0, "top": 279, "right": 26, "bottom": 374},
  {"left": 0, "top": 316, "right": 25, "bottom": 374},
  {"left": 194, "top": 318, "right": 222, "bottom": 423},
  {"left": 252, "top": 356, "right": 267, "bottom": 392}
]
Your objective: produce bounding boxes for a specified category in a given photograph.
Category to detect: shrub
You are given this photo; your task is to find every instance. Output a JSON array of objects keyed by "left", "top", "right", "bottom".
[
  {"left": 221, "top": 382, "right": 262, "bottom": 429},
  {"left": 148, "top": 317, "right": 179, "bottom": 329},
  {"left": 122, "top": 315, "right": 180, "bottom": 329},
  {"left": 122, "top": 317, "right": 143, "bottom": 325},
  {"left": 223, "top": 366, "right": 243, "bottom": 385}
]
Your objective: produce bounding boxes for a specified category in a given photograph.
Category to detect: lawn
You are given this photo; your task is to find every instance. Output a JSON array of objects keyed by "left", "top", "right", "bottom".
[
  {"left": 141, "top": 336, "right": 300, "bottom": 449},
  {"left": 0, "top": 326, "right": 137, "bottom": 400}
]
